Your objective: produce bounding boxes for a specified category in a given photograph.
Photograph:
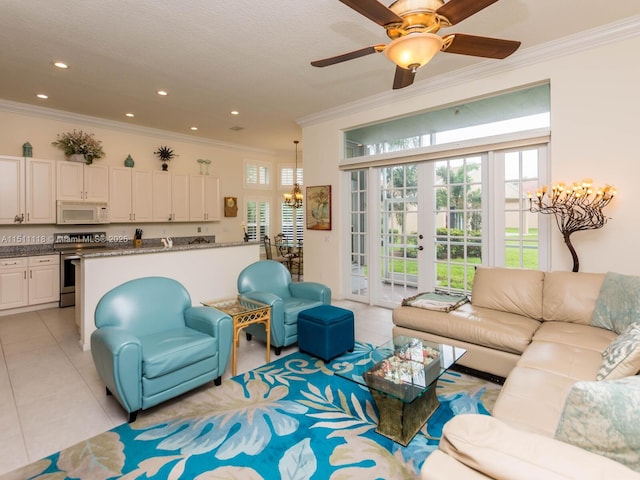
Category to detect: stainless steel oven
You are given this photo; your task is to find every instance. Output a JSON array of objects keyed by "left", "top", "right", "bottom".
[{"left": 53, "top": 232, "right": 108, "bottom": 307}]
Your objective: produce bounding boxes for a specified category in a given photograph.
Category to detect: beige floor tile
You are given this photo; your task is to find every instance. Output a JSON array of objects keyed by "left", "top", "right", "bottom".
[
  {"left": 0, "top": 432, "right": 28, "bottom": 475},
  {"left": 1, "top": 334, "right": 58, "bottom": 360},
  {"left": 0, "top": 312, "right": 49, "bottom": 342}
]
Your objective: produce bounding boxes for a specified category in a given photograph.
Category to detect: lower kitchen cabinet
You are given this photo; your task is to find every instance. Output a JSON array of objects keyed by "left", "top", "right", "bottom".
[
  {"left": 0, "top": 257, "right": 28, "bottom": 309},
  {"left": 28, "top": 255, "right": 60, "bottom": 304},
  {"left": 0, "top": 254, "right": 59, "bottom": 310}
]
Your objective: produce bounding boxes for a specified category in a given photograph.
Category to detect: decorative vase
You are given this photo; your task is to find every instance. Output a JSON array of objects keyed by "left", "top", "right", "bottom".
[
  {"left": 124, "top": 154, "right": 135, "bottom": 168},
  {"left": 68, "top": 154, "right": 86, "bottom": 163},
  {"left": 162, "top": 162, "right": 168, "bottom": 171}
]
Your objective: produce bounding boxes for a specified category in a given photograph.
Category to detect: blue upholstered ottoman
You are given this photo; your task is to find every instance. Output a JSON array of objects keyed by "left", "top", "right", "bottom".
[{"left": 298, "top": 305, "right": 355, "bottom": 362}]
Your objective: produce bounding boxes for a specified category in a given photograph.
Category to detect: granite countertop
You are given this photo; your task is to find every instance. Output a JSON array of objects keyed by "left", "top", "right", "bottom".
[
  {"left": 0, "top": 245, "right": 56, "bottom": 259},
  {"left": 81, "top": 240, "right": 259, "bottom": 258},
  {"left": 0, "top": 235, "right": 259, "bottom": 260}
]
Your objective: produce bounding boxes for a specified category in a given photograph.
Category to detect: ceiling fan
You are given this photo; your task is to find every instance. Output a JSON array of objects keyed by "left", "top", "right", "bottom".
[{"left": 311, "top": 0, "right": 521, "bottom": 89}]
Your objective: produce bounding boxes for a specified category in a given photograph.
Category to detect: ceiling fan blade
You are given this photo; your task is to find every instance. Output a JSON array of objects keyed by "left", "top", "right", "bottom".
[
  {"left": 338, "top": 0, "right": 403, "bottom": 27},
  {"left": 392, "top": 66, "right": 415, "bottom": 90},
  {"left": 442, "top": 33, "right": 520, "bottom": 59},
  {"left": 311, "top": 45, "right": 384, "bottom": 67},
  {"left": 436, "top": 0, "right": 500, "bottom": 25}
]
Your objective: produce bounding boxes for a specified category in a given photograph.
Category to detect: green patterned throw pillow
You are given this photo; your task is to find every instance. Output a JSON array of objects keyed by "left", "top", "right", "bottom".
[
  {"left": 597, "top": 323, "right": 640, "bottom": 380},
  {"left": 555, "top": 377, "right": 640, "bottom": 471},
  {"left": 591, "top": 272, "right": 640, "bottom": 334}
]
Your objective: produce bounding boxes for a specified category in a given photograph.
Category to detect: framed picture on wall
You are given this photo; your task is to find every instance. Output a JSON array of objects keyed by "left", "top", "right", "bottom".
[
  {"left": 224, "top": 197, "right": 238, "bottom": 217},
  {"left": 306, "top": 185, "right": 331, "bottom": 230}
]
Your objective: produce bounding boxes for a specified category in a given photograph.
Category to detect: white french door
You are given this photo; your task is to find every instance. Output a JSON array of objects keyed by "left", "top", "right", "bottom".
[
  {"left": 347, "top": 164, "right": 431, "bottom": 308},
  {"left": 346, "top": 143, "right": 547, "bottom": 307}
]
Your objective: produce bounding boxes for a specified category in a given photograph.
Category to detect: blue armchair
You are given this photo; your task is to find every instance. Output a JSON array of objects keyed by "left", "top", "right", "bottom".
[
  {"left": 237, "top": 260, "right": 331, "bottom": 355},
  {"left": 91, "top": 277, "right": 232, "bottom": 422}
]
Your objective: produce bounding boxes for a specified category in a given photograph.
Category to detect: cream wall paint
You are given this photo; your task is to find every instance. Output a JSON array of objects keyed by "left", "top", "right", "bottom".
[
  {"left": 301, "top": 35, "right": 640, "bottom": 298},
  {"left": 0, "top": 106, "right": 293, "bottom": 245}
]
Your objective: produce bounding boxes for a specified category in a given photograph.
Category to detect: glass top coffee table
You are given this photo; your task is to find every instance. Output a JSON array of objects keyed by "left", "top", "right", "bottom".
[{"left": 335, "top": 335, "right": 466, "bottom": 446}]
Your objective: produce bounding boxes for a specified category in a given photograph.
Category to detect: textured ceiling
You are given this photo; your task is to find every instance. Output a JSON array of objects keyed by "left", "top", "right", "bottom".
[{"left": 0, "top": 1, "right": 638, "bottom": 154}]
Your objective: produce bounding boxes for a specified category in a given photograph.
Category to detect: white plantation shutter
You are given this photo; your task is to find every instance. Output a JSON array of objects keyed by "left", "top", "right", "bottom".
[{"left": 245, "top": 161, "right": 271, "bottom": 187}]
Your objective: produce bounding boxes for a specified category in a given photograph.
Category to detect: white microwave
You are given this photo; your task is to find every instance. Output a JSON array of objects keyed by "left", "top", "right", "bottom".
[{"left": 57, "top": 201, "right": 110, "bottom": 225}]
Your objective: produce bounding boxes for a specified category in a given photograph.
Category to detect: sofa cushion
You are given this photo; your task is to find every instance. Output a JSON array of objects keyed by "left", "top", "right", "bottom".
[
  {"left": 471, "top": 267, "right": 544, "bottom": 319},
  {"left": 597, "top": 323, "right": 640, "bottom": 380},
  {"left": 493, "top": 366, "right": 577, "bottom": 436},
  {"left": 392, "top": 303, "right": 541, "bottom": 355},
  {"left": 517, "top": 341, "right": 603, "bottom": 380},
  {"left": 532, "top": 321, "right": 617, "bottom": 352},
  {"left": 141, "top": 327, "right": 217, "bottom": 378},
  {"left": 433, "top": 414, "right": 640, "bottom": 480},
  {"left": 591, "top": 272, "right": 640, "bottom": 334},
  {"left": 542, "top": 271, "right": 604, "bottom": 324},
  {"left": 555, "top": 376, "right": 640, "bottom": 472}
]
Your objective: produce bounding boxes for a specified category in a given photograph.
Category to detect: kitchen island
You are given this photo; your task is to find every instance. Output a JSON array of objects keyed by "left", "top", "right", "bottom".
[{"left": 77, "top": 241, "right": 260, "bottom": 350}]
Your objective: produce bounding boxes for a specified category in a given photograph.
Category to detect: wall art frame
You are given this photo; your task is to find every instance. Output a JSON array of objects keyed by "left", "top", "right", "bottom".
[{"left": 306, "top": 185, "right": 331, "bottom": 230}]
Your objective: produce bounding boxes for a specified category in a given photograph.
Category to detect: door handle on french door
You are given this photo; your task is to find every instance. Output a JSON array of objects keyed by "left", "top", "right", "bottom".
[{"left": 418, "top": 246, "right": 424, "bottom": 251}]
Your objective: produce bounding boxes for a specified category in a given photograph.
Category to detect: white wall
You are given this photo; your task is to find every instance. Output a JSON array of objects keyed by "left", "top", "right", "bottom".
[
  {"left": 0, "top": 103, "right": 290, "bottom": 245},
  {"left": 300, "top": 34, "right": 640, "bottom": 298},
  {"left": 80, "top": 244, "right": 260, "bottom": 350}
]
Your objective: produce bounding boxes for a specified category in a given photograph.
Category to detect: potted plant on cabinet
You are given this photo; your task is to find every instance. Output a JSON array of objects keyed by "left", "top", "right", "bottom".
[
  {"left": 52, "top": 130, "right": 105, "bottom": 165},
  {"left": 154, "top": 146, "right": 177, "bottom": 171}
]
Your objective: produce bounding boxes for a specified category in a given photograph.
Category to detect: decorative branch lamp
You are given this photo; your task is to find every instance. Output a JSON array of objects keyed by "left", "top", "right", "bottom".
[
  {"left": 284, "top": 140, "right": 303, "bottom": 209},
  {"left": 529, "top": 179, "right": 616, "bottom": 272}
]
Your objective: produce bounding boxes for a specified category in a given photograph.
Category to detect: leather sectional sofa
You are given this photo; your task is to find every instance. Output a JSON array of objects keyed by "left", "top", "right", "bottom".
[{"left": 392, "top": 267, "right": 640, "bottom": 479}]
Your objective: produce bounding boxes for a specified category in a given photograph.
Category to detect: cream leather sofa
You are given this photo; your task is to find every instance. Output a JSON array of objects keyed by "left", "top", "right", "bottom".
[{"left": 392, "top": 267, "right": 640, "bottom": 479}]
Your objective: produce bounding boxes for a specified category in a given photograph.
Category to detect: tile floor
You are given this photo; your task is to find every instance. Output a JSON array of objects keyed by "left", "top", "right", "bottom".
[{"left": 0, "top": 300, "right": 392, "bottom": 476}]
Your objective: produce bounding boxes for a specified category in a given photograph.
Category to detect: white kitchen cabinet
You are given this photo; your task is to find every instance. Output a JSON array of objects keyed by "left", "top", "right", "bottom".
[
  {"left": 109, "top": 167, "right": 153, "bottom": 223},
  {"left": 152, "top": 171, "right": 190, "bottom": 222},
  {"left": 171, "top": 173, "right": 190, "bottom": 222},
  {"left": 189, "top": 175, "right": 220, "bottom": 221},
  {"left": 0, "top": 156, "right": 56, "bottom": 224},
  {"left": 0, "top": 257, "right": 28, "bottom": 309},
  {"left": 27, "top": 255, "right": 59, "bottom": 305},
  {"left": 132, "top": 170, "right": 153, "bottom": 222},
  {"left": 152, "top": 171, "right": 172, "bottom": 222},
  {"left": 57, "top": 161, "right": 109, "bottom": 202},
  {"left": 0, "top": 255, "right": 60, "bottom": 310}
]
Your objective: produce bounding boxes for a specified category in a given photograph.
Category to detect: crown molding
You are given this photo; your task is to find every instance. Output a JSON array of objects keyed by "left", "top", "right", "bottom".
[
  {"left": 0, "top": 99, "right": 276, "bottom": 156},
  {"left": 298, "top": 15, "right": 640, "bottom": 127}
]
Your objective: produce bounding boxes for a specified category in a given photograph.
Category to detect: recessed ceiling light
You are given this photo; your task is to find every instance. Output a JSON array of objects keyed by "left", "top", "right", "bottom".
[
  {"left": 157, "top": 90, "right": 168, "bottom": 96},
  {"left": 36, "top": 94, "right": 48, "bottom": 99},
  {"left": 125, "top": 113, "right": 135, "bottom": 118},
  {"left": 190, "top": 126, "right": 198, "bottom": 131},
  {"left": 230, "top": 110, "right": 239, "bottom": 115},
  {"left": 53, "top": 61, "right": 69, "bottom": 69}
]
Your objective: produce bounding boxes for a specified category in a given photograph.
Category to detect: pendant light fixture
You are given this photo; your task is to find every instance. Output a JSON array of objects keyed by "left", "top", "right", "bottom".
[{"left": 284, "top": 140, "right": 303, "bottom": 208}]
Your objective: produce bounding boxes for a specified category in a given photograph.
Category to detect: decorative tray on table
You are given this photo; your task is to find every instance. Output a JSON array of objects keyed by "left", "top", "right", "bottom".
[{"left": 364, "top": 337, "right": 441, "bottom": 401}]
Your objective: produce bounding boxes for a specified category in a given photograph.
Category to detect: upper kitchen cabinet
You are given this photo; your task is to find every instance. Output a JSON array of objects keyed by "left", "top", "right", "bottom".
[
  {"left": 0, "top": 156, "right": 56, "bottom": 224},
  {"left": 57, "top": 161, "right": 109, "bottom": 202},
  {"left": 109, "top": 167, "right": 153, "bottom": 223},
  {"left": 152, "top": 171, "right": 189, "bottom": 222},
  {"left": 189, "top": 175, "right": 220, "bottom": 221}
]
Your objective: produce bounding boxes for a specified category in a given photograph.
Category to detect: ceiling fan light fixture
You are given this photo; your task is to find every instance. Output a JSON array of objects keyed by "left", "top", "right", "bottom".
[{"left": 384, "top": 32, "right": 443, "bottom": 71}]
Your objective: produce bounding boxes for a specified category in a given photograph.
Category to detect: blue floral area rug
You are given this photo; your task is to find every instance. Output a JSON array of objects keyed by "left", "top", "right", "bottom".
[{"left": 6, "top": 342, "right": 500, "bottom": 480}]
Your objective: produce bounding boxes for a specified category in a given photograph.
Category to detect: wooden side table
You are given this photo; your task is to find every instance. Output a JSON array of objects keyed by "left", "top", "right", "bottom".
[{"left": 202, "top": 296, "right": 271, "bottom": 376}]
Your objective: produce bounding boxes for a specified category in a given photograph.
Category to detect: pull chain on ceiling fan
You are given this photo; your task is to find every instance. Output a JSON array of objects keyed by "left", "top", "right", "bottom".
[{"left": 311, "top": 0, "right": 521, "bottom": 90}]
